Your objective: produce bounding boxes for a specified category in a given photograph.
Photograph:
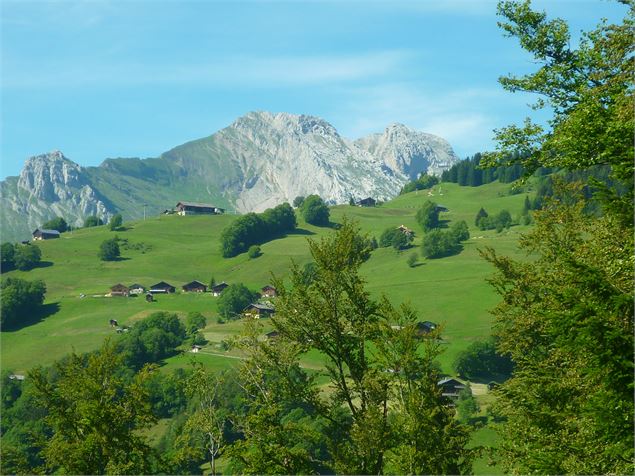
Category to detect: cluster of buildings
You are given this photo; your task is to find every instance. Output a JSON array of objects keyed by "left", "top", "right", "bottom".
[{"left": 106, "top": 281, "right": 278, "bottom": 317}]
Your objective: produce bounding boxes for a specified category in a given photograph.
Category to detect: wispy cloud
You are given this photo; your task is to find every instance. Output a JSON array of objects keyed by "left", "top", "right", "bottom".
[
  {"left": 329, "top": 82, "right": 525, "bottom": 156},
  {"left": 2, "top": 50, "right": 414, "bottom": 89}
]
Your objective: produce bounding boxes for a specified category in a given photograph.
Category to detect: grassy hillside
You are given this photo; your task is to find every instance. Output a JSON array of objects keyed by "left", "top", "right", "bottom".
[{"left": 2, "top": 181, "right": 530, "bottom": 376}]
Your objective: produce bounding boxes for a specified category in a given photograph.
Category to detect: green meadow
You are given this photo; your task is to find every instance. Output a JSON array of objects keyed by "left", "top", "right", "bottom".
[
  {"left": 2, "top": 181, "right": 530, "bottom": 376},
  {"left": 2, "top": 181, "right": 527, "bottom": 474}
]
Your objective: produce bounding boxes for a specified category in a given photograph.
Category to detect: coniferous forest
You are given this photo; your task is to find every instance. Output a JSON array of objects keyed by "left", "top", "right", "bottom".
[{"left": 1, "top": 1, "right": 633, "bottom": 474}]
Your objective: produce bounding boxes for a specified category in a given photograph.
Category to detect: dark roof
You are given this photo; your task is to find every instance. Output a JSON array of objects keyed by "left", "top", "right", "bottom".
[
  {"left": 176, "top": 201, "right": 217, "bottom": 208},
  {"left": 211, "top": 282, "right": 228, "bottom": 291},
  {"left": 183, "top": 280, "right": 206, "bottom": 287},
  {"left": 261, "top": 285, "right": 276, "bottom": 291},
  {"left": 357, "top": 197, "right": 376, "bottom": 204},
  {"left": 129, "top": 283, "right": 145, "bottom": 289},
  {"left": 110, "top": 283, "right": 129, "bottom": 291},
  {"left": 150, "top": 281, "right": 175, "bottom": 289},
  {"left": 417, "top": 321, "right": 437, "bottom": 331},
  {"left": 438, "top": 378, "right": 465, "bottom": 388},
  {"left": 245, "top": 302, "right": 275, "bottom": 312},
  {"left": 33, "top": 228, "right": 60, "bottom": 236}
]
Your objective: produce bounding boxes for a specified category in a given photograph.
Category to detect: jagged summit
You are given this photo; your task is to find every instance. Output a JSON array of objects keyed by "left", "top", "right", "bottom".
[{"left": 1, "top": 111, "right": 460, "bottom": 241}]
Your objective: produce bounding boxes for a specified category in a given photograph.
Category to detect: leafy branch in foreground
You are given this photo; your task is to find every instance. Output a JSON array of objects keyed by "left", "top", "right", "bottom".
[{"left": 228, "top": 219, "right": 475, "bottom": 474}]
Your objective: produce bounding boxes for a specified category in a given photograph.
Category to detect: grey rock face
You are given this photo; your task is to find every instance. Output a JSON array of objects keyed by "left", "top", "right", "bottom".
[
  {"left": 1, "top": 151, "right": 113, "bottom": 240},
  {"left": 0, "top": 112, "right": 460, "bottom": 241},
  {"left": 354, "top": 123, "right": 458, "bottom": 181}
]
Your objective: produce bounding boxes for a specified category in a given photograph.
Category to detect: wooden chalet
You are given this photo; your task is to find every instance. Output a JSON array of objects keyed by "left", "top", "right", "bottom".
[
  {"left": 190, "top": 345, "right": 203, "bottom": 353},
  {"left": 437, "top": 378, "right": 467, "bottom": 400},
  {"left": 243, "top": 302, "right": 275, "bottom": 318},
  {"left": 397, "top": 225, "right": 414, "bottom": 237},
  {"left": 175, "top": 201, "right": 225, "bottom": 216},
  {"left": 182, "top": 280, "right": 207, "bottom": 293},
  {"left": 129, "top": 284, "right": 146, "bottom": 295},
  {"left": 356, "top": 197, "right": 376, "bottom": 207},
  {"left": 110, "top": 284, "right": 130, "bottom": 297},
  {"left": 416, "top": 321, "right": 438, "bottom": 336},
  {"left": 32, "top": 228, "right": 60, "bottom": 240},
  {"left": 211, "top": 282, "right": 229, "bottom": 296},
  {"left": 261, "top": 285, "right": 277, "bottom": 298},
  {"left": 149, "top": 281, "right": 176, "bottom": 294}
]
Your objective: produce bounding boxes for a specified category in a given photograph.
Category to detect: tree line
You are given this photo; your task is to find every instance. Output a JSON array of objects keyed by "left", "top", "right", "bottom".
[{"left": 220, "top": 202, "right": 297, "bottom": 258}]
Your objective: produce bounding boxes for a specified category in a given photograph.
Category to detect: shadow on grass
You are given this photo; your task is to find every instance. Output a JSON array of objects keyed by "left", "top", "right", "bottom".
[
  {"left": 34, "top": 260, "right": 54, "bottom": 269},
  {"left": 2, "top": 302, "right": 61, "bottom": 332},
  {"left": 288, "top": 228, "right": 315, "bottom": 236},
  {"left": 409, "top": 262, "right": 425, "bottom": 268}
]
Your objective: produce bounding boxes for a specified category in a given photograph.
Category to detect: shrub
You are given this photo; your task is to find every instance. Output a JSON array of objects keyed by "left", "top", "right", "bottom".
[
  {"left": 247, "top": 245, "right": 262, "bottom": 259},
  {"left": 421, "top": 229, "right": 460, "bottom": 259},
  {"left": 84, "top": 216, "right": 104, "bottom": 227},
  {"left": 407, "top": 252, "right": 418, "bottom": 267},
  {"left": 1, "top": 242, "right": 16, "bottom": 271},
  {"left": 415, "top": 201, "right": 440, "bottom": 231},
  {"left": 449, "top": 220, "right": 470, "bottom": 242},
  {"left": 475, "top": 207, "right": 488, "bottom": 227},
  {"left": 293, "top": 196, "right": 305, "bottom": 208},
  {"left": 217, "top": 283, "right": 259, "bottom": 320},
  {"left": 98, "top": 238, "right": 120, "bottom": 261},
  {"left": 13, "top": 244, "right": 42, "bottom": 271},
  {"left": 301, "top": 195, "right": 330, "bottom": 226},
  {"left": 109, "top": 213, "right": 123, "bottom": 231},
  {"left": 452, "top": 337, "right": 514, "bottom": 381},
  {"left": 186, "top": 312, "right": 207, "bottom": 334},
  {"left": 1, "top": 277, "right": 46, "bottom": 327}
]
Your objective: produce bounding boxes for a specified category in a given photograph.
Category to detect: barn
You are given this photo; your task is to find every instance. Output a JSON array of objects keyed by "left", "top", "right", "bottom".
[
  {"left": 182, "top": 280, "right": 207, "bottom": 293},
  {"left": 175, "top": 201, "right": 225, "bottom": 216},
  {"left": 32, "top": 228, "right": 60, "bottom": 240}
]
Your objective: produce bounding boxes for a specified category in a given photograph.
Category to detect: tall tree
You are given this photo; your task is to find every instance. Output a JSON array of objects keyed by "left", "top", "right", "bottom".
[
  {"left": 480, "top": 2, "right": 634, "bottom": 472},
  {"left": 262, "top": 219, "right": 474, "bottom": 474},
  {"left": 483, "top": 188, "right": 633, "bottom": 474},
  {"left": 483, "top": 0, "right": 633, "bottom": 221}
]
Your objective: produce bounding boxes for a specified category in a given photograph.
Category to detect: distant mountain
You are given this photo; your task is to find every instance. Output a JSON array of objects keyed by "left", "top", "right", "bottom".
[{"left": 0, "top": 112, "right": 459, "bottom": 242}]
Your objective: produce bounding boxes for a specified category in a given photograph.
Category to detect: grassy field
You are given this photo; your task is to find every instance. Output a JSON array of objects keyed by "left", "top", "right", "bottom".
[
  {"left": 2, "top": 181, "right": 530, "bottom": 374},
  {"left": 2, "top": 180, "right": 529, "bottom": 474}
]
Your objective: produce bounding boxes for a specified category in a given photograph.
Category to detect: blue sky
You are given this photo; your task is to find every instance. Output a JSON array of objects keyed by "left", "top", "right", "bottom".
[{"left": 1, "top": 0, "right": 628, "bottom": 178}]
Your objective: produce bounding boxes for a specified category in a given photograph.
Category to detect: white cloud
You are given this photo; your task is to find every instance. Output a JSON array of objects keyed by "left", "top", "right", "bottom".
[{"left": 2, "top": 50, "right": 413, "bottom": 89}]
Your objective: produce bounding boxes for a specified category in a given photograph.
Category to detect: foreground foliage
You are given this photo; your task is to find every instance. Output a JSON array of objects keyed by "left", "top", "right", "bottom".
[
  {"left": 29, "top": 341, "right": 158, "bottom": 474},
  {"left": 482, "top": 1, "right": 634, "bottom": 473},
  {"left": 224, "top": 220, "right": 475, "bottom": 474}
]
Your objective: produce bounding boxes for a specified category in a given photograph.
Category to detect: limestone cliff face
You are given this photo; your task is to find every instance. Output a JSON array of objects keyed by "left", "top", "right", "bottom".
[
  {"left": 0, "top": 112, "right": 460, "bottom": 241},
  {"left": 1, "top": 151, "right": 113, "bottom": 240},
  {"left": 212, "top": 112, "right": 403, "bottom": 212},
  {"left": 354, "top": 123, "right": 458, "bottom": 180}
]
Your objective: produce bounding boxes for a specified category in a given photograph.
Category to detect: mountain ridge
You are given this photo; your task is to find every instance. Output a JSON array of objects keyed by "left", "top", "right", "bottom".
[{"left": 0, "top": 111, "right": 459, "bottom": 241}]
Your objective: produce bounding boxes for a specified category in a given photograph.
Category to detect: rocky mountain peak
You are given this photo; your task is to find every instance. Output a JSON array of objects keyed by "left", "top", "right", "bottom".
[
  {"left": 354, "top": 124, "right": 458, "bottom": 180},
  {"left": 18, "top": 151, "right": 86, "bottom": 201},
  {"left": 1, "top": 111, "right": 460, "bottom": 241}
]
